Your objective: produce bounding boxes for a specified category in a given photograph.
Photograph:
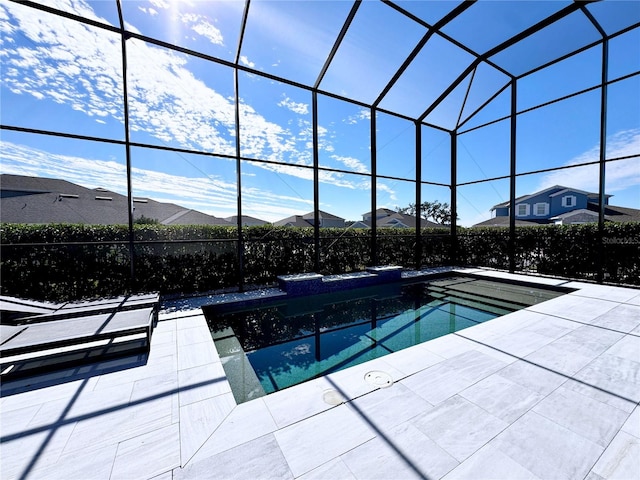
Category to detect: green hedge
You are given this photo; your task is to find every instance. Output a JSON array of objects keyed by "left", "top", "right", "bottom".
[
  {"left": 1, "top": 222, "right": 638, "bottom": 301},
  {"left": 457, "top": 223, "right": 640, "bottom": 284}
]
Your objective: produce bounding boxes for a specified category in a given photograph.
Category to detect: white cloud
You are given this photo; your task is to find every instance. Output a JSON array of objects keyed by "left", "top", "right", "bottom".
[
  {"left": 138, "top": 7, "right": 158, "bottom": 17},
  {"left": 346, "top": 109, "right": 371, "bottom": 125},
  {"left": 149, "top": 0, "right": 170, "bottom": 10},
  {"left": 239, "top": 55, "right": 255, "bottom": 68},
  {"left": 277, "top": 96, "right": 309, "bottom": 115},
  {"left": 0, "top": 0, "right": 381, "bottom": 218},
  {"left": 0, "top": 141, "right": 310, "bottom": 222},
  {"left": 376, "top": 180, "right": 397, "bottom": 202},
  {"left": 243, "top": 1, "right": 336, "bottom": 78},
  {"left": 180, "top": 13, "right": 224, "bottom": 46},
  {"left": 538, "top": 128, "right": 640, "bottom": 195},
  {"left": 329, "top": 154, "right": 369, "bottom": 174}
]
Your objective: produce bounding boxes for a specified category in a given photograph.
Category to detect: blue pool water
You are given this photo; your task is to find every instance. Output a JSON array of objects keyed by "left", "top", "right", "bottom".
[{"left": 205, "top": 275, "right": 565, "bottom": 403}]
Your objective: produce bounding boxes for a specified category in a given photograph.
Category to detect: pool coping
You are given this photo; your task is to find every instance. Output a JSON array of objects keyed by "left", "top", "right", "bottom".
[{"left": 2, "top": 266, "right": 639, "bottom": 479}]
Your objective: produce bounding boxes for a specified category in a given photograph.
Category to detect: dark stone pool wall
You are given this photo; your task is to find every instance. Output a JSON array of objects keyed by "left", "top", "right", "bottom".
[{"left": 277, "top": 266, "right": 404, "bottom": 297}]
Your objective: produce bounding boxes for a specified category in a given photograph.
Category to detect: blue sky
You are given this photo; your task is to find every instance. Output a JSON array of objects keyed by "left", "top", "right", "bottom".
[{"left": 1, "top": 0, "right": 638, "bottom": 226}]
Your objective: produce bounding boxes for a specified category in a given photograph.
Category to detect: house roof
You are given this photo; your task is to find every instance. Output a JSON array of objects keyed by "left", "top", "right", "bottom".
[
  {"left": 0, "top": 174, "right": 232, "bottom": 226},
  {"left": 272, "top": 215, "right": 313, "bottom": 227},
  {"left": 550, "top": 208, "right": 598, "bottom": 220},
  {"left": 349, "top": 212, "right": 444, "bottom": 229},
  {"left": 490, "top": 185, "right": 605, "bottom": 210},
  {"left": 472, "top": 217, "right": 549, "bottom": 228},
  {"left": 548, "top": 187, "right": 589, "bottom": 198},
  {"left": 377, "top": 214, "right": 410, "bottom": 228},
  {"left": 359, "top": 208, "right": 445, "bottom": 228},
  {"left": 475, "top": 203, "right": 640, "bottom": 227},
  {"left": 301, "top": 210, "right": 344, "bottom": 221},
  {"left": 361, "top": 208, "right": 397, "bottom": 217},
  {"left": 347, "top": 221, "right": 370, "bottom": 229},
  {"left": 588, "top": 203, "right": 640, "bottom": 223}
]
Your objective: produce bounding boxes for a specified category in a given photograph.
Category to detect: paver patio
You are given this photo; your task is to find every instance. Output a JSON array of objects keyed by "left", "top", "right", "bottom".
[{"left": 1, "top": 268, "right": 639, "bottom": 479}]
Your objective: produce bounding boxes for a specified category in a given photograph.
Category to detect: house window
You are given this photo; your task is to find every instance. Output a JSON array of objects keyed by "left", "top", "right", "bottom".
[
  {"left": 562, "top": 195, "right": 576, "bottom": 208},
  {"left": 534, "top": 202, "right": 549, "bottom": 216},
  {"left": 516, "top": 204, "right": 529, "bottom": 216}
]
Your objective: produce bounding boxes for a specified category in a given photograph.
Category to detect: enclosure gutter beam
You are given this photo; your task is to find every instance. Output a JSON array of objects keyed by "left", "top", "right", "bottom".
[
  {"left": 508, "top": 79, "right": 517, "bottom": 274},
  {"left": 580, "top": 4, "right": 608, "bottom": 282},
  {"left": 450, "top": 131, "right": 458, "bottom": 267},
  {"left": 371, "top": 107, "right": 378, "bottom": 266},
  {"left": 415, "top": 121, "right": 422, "bottom": 269},
  {"left": 587, "top": 9, "right": 609, "bottom": 283},
  {"left": 233, "top": 0, "right": 251, "bottom": 291},
  {"left": 116, "top": 0, "right": 135, "bottom": 291},
  {"left": 596, "top": 39, "right": 609, "bottom": 283},
  {"left": 310, "top": 1, "right": 361, "bottom": 271},
  {"left": 314, "top": 0, "right": 360, "bottom": 89},
  {"left": 418, "top": 1, "right": 585, "bottom": 123},
  {"left": 312, "top": 91, "right": 321, "bottom": 273}
]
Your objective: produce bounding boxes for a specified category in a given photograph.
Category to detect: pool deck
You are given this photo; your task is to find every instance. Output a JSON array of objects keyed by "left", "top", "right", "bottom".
[{"left": 1, "top": 268, "right": 639, "bottom": 479}]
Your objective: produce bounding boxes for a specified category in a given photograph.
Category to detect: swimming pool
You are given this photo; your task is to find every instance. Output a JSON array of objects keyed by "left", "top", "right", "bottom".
[{"left": 205, "top": 274, "right": 568, "bottom": 403}]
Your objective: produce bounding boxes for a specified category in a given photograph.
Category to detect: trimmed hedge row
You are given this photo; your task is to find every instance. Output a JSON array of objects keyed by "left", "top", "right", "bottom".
[{"left": 1, "top": 222, "right": 638, "bottom": 301}]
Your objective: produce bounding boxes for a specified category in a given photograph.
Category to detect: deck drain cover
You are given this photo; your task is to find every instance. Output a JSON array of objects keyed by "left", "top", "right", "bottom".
[
  {"left": 365, "top": 371, "right": 393, "bottom": 388},
  {"left": 323, "top": 389, "right": 345, "bottom": 405}
]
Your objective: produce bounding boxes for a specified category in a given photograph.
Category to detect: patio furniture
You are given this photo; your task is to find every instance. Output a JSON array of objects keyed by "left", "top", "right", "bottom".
[{"left": 0, "top": 293, "right": 159, "bottom": 379}]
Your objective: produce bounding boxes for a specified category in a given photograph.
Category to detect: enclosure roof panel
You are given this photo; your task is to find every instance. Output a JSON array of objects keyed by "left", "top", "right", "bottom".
[
  {"left": 240, "top": 0, "right": 355, "bottom": 86},
  {"left": 3, "top": 0, "right": 639, "bottom": 131},
  {"left": 441, "top": 0, "right": 573, "bottom": 55},
  {"left": 585, "top": 0, "right": 640, "bottom": 36},
  {"left": 378, "top": 33, "right": 475, "bottom": 119},
  {"left": 319, "top": 0, "right": 428, "bottom": 104},
  {"left": 118, "top": 0, "right": 245, "bottom": 62},
  {"left": 39, "top": 0, "right": 120, "bottom": 26},
  {"left": 489, "top": 9, "right": 603, "bottom": 77},
  {"left": 392, "top": 0, "right": 466, "bottom": 27}
]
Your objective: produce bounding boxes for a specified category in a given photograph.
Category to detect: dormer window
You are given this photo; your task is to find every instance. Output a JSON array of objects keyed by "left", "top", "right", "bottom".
[
  {"left": 562, "top": 195, "right": 576, "bottom": 208},
  {"left": 534, "top": 202, "right": 549, "bottom": 216},
  {"left": 516, "top": 204, "right": 530, "bottom": 217}
]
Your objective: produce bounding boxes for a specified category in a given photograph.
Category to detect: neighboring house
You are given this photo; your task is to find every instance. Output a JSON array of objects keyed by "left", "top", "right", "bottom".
[
  {"left": 474, "top": 185, "right": 640, "bottom": 227},
  {"left": 273, "top": 215, "right": 314, "bottom": 227},
  {"left": 302, "top": 210, "right": 345, "bottom": 228},
  {"left": 0, "top": 174, "right": 232, "bottom": 226},
  {"left": 225, "top": 215, "right": 269, "bottom": 226},
  {"left": 358, "top": 208, "right": 443, "bottom": 228},
  {"left": 273, "top": 210, "right": 345, "bottom": 228}
]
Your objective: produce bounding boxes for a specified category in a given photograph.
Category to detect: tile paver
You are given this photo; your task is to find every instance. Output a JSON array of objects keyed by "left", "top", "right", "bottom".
[
  {"left": 459, "top": 373, "right": 544, "bottom": 424},
  {"left": 297, "top": 458, "right": 356, "bottom": 480},
  {"left": 340, "top": 422, "right": 459, "bottom": 480},
  {"left": 273, "top": 403, "right": 376, "bottom": 477},
  {"left": 532, "top": 386, "right": 630, "bottom": 447},
  {"left": 588, "top": 431, "right": 640, "bottom": 480},
  {"left": 441, "top": 444, "right": 541, "bottom": 480},
  {"left": 188, "top": 395, "right": 277, "bottom": 463},
  {"left": 175, "top": 434, "right": 294, "bottom": 480},
  {"left": 178, "top": 392, "right": 235, "bottom": 464},
  {"left": 1, "top": 269, "right": 638, "bottom": 479},
  {"left": 491, "top": 411, "right": 604, "bottom": 480},
  {"left": 110, "top": 423, "right": 181, "bottom": 480}
]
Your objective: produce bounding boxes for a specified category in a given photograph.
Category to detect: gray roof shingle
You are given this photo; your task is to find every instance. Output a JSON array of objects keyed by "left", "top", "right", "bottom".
[{"left": 0, "top": 174, "right": 232, "bottom": 226}]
